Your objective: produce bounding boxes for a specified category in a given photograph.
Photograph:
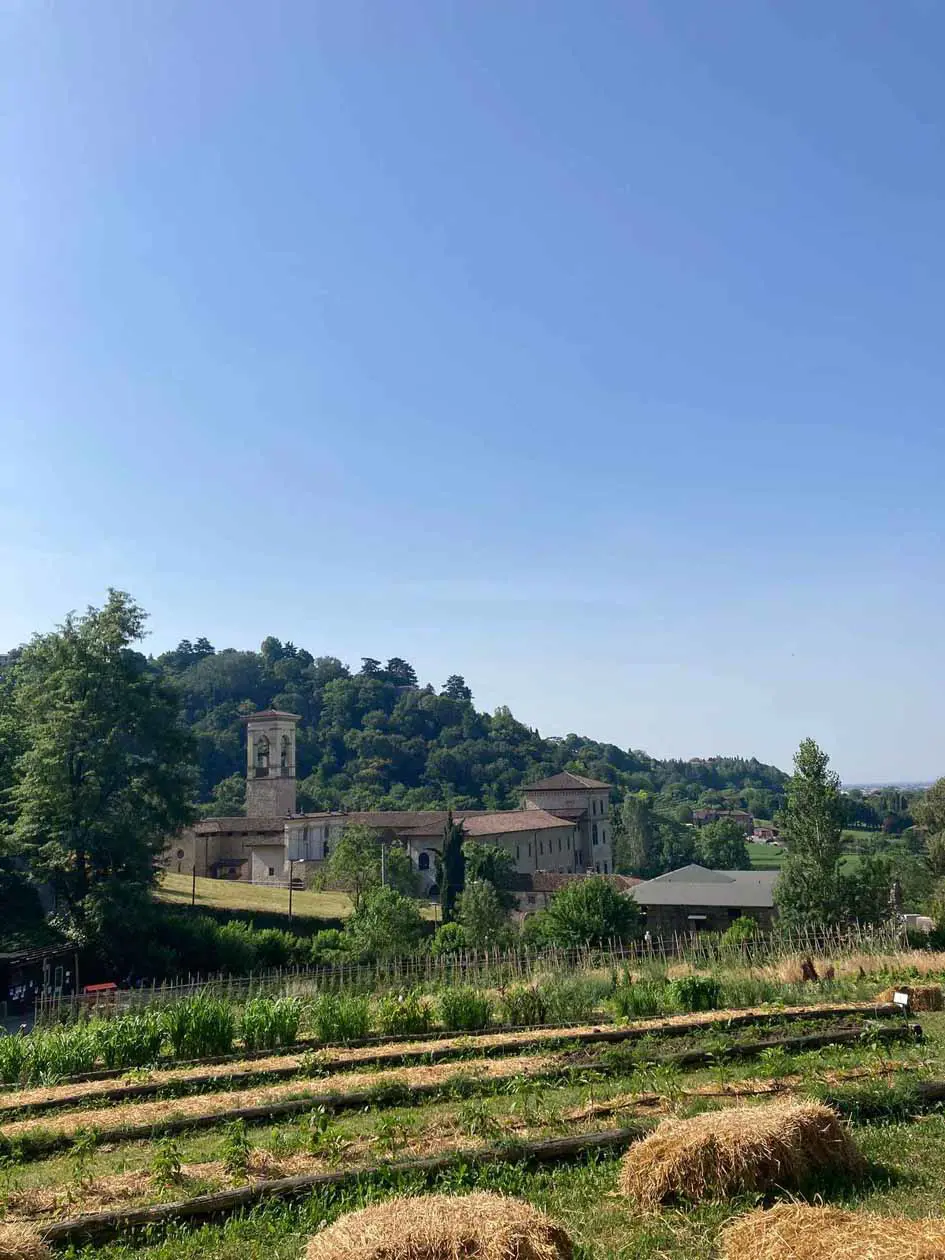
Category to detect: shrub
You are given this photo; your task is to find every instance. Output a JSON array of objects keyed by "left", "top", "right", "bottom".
[
  {"left": 667, "top": 974, "right": 722, "bottom": 1013},
  {"left": 438, "top": 987, "right": 492, "bottom": 1032},
  {"left": 220, "top": 1119, "right": 252, "bottom": 1178},
  {"left": 539, "top": 975, "right": 606, "bottom": 1024},
  {"left": 721, "top": 916, "right": 759, "bottom": 949},
  {"left": 430, "top": 922, "right": 467, "bottom": 957},
  {"left": 376, "top": 991, "right": 431, "bottom": 1037},
  {"left": 499, "top": 985, "right": 547, "bottom": 1027}
]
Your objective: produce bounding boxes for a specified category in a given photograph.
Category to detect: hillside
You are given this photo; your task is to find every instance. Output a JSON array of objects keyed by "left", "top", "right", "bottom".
[{"left": 153, "top": 638, "right": 788, "bottom": 818}]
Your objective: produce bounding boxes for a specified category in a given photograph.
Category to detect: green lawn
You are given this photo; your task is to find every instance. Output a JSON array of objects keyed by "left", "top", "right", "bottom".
[
  {"left": 746, "top": 841, "right": 784, "bottom": 870},
  {"left": 156, "top": 871, "right": 355, "bottom": 919}
]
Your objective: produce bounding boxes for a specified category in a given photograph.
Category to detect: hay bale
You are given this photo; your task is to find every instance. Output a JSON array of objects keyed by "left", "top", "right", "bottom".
[
  {"left": 0, "top": 1222, "right": 49, "bottom": 1260},
  {"left": 305, "top": 1192, "right": 573, "bottom": 1260},
  {"left": 720, "top": 1203, "right": 945, "bottom": 1260},
  {"left": 878, "top": 984, "right": 944, "bottom": 1012},
  {"left": 618, "top": 1101, "right": 862, "bottom": 1206}
]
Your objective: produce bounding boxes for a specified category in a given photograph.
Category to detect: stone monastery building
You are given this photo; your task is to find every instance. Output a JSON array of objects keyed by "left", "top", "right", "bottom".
[{"left": 170, "top": 710, "right": 615, "bottom": 892}]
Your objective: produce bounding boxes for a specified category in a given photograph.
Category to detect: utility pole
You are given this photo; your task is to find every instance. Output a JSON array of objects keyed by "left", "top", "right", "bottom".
[
  {"left": 192, "top": 861, "right": 197, "bottom": 906},
  {"left": 288, "top": 860, "right": 295, "bottom": 920}
]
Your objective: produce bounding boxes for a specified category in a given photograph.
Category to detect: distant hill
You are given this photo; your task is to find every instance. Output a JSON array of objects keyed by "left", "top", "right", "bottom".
[{"left": 152, "top": 638, "right": 789, "bottom": 818}]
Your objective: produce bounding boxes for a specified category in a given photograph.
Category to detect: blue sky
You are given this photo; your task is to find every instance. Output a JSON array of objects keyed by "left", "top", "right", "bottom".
[{"left": 4, "top": 1, "right": 944, "bottom": 782}]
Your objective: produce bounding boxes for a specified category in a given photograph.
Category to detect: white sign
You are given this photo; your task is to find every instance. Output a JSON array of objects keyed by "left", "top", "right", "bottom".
[{"left": 893, "top": 991, "right": 910, "bottom": 1007}]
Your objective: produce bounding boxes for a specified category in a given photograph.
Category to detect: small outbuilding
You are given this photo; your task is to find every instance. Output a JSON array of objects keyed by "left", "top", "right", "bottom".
[{"left": 628, "top": 863, "right": 778, "bottom": 937}]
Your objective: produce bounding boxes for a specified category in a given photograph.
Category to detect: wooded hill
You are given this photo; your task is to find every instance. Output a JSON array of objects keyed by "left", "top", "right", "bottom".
[{"left": 154, "top": 637, "right": 788, "bottom": 818}]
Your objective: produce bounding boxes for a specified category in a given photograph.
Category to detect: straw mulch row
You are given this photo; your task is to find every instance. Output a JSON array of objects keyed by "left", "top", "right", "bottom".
[
  {"left": 618, "top": 1101, "right": 862, "bottom": 1206},
  {"left": 0, "top": 1221, "right": 48, "bottom": 1260},
  {"left": 305, "top": 1193, "right": 572, "bottom": 1260},
  {"left": 877, "top": 985, "right": 944, "bottom": 1012},
  {"left": 721, "top": 1203, "right": 945, "bottom": 1260}
]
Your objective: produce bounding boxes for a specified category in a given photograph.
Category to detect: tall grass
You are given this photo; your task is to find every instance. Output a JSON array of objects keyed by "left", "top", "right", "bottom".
[
  {"left": 499, "top": 985, "right": 547, "bottom": 1027},
  {"left": 376, "top": 991, "right": 431, "bottom": 1037},
  {"left": 437, "top": 987, "right": 492, "bottom": 1031},
  {"left": 310, "top": 993, "right": 371, "bottom": 1043}
]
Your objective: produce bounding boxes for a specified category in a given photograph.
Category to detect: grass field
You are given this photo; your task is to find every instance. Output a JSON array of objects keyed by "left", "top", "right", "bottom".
[
  {"left": 156, "top": 872, "right": 354, "bottom": 919},
  {"left": 746, "top": 841, "right": 784, "bottom": 870}
]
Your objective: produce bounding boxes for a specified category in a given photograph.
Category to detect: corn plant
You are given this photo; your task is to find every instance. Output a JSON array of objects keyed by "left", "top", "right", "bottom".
[
  {"left": 240, "top": 997, "right": 302, "bottom": 1051},
  {"left": 93, "top": 1013, "right": 165, "bottom": 1070},
  {"left": 70, "top": 1128, "right": 98, "bottom": 1189},
  {"left": 162, "top": 996, "right": 235, "bottom": 1061},
  {"left": 310, "top": 993, "right": 371, "bottom": 1044},
  {"left": 376, "top": 990, "right": 431, "bottom": 1037},
  {"left": 0, "top": 1035, "right": 27, "bottom": 1086},
  {"left": 437, "top": 987, "right": 492, "bottom": 1032},
  {"left": 667, "top": 975, "right": 722, "bottom": 1013},
  {"left": 611, "top": 979, "right": 665, "bottom": 1020},
  {"left": 498, "top": 985, "right": 547, "bottom": 1028}
]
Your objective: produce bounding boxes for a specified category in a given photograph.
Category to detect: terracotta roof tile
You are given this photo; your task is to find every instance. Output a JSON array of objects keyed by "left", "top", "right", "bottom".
[{"left": 521, "top": 771, "right": 612, "bottom": 791}]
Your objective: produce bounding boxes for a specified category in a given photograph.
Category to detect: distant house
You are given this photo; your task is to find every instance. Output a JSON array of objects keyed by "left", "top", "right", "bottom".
[
  {"left": 628, "top": 863, "right": 778, "bottom": 937},
  {"left": 691, "top": 808, "right": 754, "bottom": 834},
  {"left": 753, "top": 825, "right": 780, "bottom": 843}
]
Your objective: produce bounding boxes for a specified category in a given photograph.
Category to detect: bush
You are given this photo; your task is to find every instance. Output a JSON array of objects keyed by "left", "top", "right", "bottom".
[
  {"left": 309, "top": 929, "right": 348, "bottom": 964},
  {"left": 438, "top": 987, "right": 492, "bottom": 1032},
  {"left": 667, "top": 974, "right": 722, "bottom": 1012},
  {"left": 721, "top": 916, "right": 758, "bottom": 949},
  {"left": 430, "top": 922, "right": 467, "bottom": 957},
  {"left": 537, "top": 877, "right": 644, "bottom": 947},
  {"left": 539, "top": 975, "right": 606, "bottom": 1023},
  {"left": 499, "top": 985, "right": 547, "bottom": 1027},
  {"left": 376, "top": 991, "right": 431, "bottom": 1037}
]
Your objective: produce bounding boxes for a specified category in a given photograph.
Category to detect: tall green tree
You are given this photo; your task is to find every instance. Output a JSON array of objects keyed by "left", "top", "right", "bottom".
[
  {"left": 773, "top": 738, "right": 846, "bottom": 928},
  {"left": 614, "top": 792, "right": 695, "bottom": 879},
  {"left": 462, "top": 841, "right": 515, "bottom": 910},
  {"left": 11, "top": 591, "right": 195, "bottom": 938},
  {"left": 695, "top": 818, "right": 750, "bottom": 869},
  {"left": 456, "top": 879, "right": 509, "bottom": 948},
  {"left": 344, "top": 885, "right": 425, "bottom": 959},
  {"left": 438, "top": 810, "right": 466, "bottom": 922},
  {"left": 324, "top": 823, "right": 415, "bottom": 910},
  {"left": 537, "top": 876, "right": 643, "bottom": 947}
]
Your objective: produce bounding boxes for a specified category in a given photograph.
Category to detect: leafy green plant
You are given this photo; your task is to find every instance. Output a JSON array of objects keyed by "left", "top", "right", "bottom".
[
  {"left": 162, "top": 996, "right": 235, "bottom": 1060},
  {"left": 757, "top": 1046, "right": 795, "bottom": 1079},
  {"left": 0, "top": 1034, "right": 27, "bottom": 1086},
  {"left": 70, "top": 1127, "right": 99, "bottom": 1188},
  {"left": 611, "top": 978, "right": 666, "bottom": 1019},
  {"left": 376, "top": 990, "right": 431, "bottom": 1037},
  {"left": 437, "top": 987, "right": 492, "bottom": 1032},
  {"left": 538, "top": 976, "right": 606, "bottom": 1024},
  {"left": 498, "top": 985, "right": 547, "bottom": 1027},
  {"left": 457, "top": 1098, "right": 501, "bottom": 1140},
  {"left": 373, "top": 1114, "right": 413, "bottom": 1158},
  {"left": 149, "top": 1136, "right": 184, "bottom": 1189},
  {"left": 667, "top": 975, "right": 722, "bottom": 1013},
  {"left": 310, "top": 993, "right": 371, "bottom": 1043},
  {"left": 93, "top": 1012, "right": 165, "bottom": 1070},
  {"left": 220, "top": 1119, "right": 252, "bottom": 1178},
  {"left": 303, "top": 1107, "right": 347, "bottom": 1163},
  {"left": 239, "top": 997, "right": 302, "bottom": 1051}
]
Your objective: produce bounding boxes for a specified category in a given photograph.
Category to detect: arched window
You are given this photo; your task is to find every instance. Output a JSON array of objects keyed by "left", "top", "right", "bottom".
[
  {"left": 255, "top": 735, "right": 270, "bottom": 772},
  {"left": 418, "top": 851, "right": 430, "bottom": 871},
  {"left": 280, "top": 734, "right": 290, "bottom": 769},
  {"left": 592, "top": 822, "right": 599, "bottom": 846}
]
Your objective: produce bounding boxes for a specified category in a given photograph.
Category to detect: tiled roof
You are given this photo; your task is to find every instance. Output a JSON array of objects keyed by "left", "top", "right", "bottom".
[
  {"left": 459, "top": 809, "right": 576, "bottom": 836},
  {"left": 521, "top": 771, "right": 612, "bottom": 791},
  {"left": 194, "top": 817, "right": 286, "bottom": 834}
]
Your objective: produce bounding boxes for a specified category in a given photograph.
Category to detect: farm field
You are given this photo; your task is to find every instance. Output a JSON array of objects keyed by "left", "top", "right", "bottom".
[
  {"left": 4, "top": 959, "right": 945, "bottom": 1260},
  {"left": 156, "top": 873, "right": 355, "bottom": 919}
]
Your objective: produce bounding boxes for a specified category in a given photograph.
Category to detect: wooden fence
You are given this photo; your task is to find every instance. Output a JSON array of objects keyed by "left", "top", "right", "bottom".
[{"left": 33, "top": 919, "right": 907, "bottom": 1024}]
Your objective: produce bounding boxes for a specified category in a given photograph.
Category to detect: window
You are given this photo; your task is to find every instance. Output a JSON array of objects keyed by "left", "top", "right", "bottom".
[
  {"left": 528, "top": 843, "right": 532, "bottom": 857},
  {"left": 539, "top": 841, "right": 543, "bottom": 855},
  {"left": 255, "top": 735, "right": 270, "bottom": 774},
  {"left": 280, "top": 734, "right": 290, "bottom": 769},
  {"left": 176, "top": 848, "right": 185, "bottom": 860},
  {"left": 603, "top": 861, "right": 608, "bottom": 874},
  {"left": 567, "top": 835, "right": 571, "bottom": 849},
  {"left": 592, "top": 822, "right": 598, "bottom": 846},
  {"left": 558, "top": 837, "right": 562, "bottom": 852},
  {"left": 527, "top": 894, "right": 536, "bottom": 905},
  {"left": 418, "top": 852, "right": 430, "bottom": 871},
  {"left": 600, "top": 827, "right": 606, "bottom": 845},
  {"left": 267, "top": 866, "right": 275, "bottom": 877}
]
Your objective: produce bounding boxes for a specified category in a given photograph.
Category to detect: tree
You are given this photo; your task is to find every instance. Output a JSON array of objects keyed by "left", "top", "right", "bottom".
[
  {"left": 384, "top": 658, "right": 418, "bottom": 687},
  {"left": 538, "top": 876, "right": 643, "bottom": 947},
  {"left": 462, "top": 842, "right": 515, "bottom": 910},
  {"left": 430, "top": 921, "right": 467, "bottom": 956},
  {"left": 442, "top": 675, "right": 472, "bottom": 702},
  {"left": 11, "top": 591, "right": 196, "bottom": 938},
  {"left": 438, "top": 810, "right": 466, "bottom": 922},
  {"left": 927, "top": 831, "right": 945, "bottom": 879},
  {"left": 198, "top": 773, "right": 245, "bottom": 819},
  {"left": 840, "top": 853, "right": 892, "bottom": 926},
  {"left": 456, "top": 879, "right": 509, "bottom": 948},
  {"left": 695, "top": 819, "right": 750, "bottom": 870},
  {"left": 614, "top": 793, "right": 695, "bottom": 879},
  {"left": 773, "top": 738, "right": 846, "bottom": 928},
  {"left": 325, "top": 824, "right": 416, "bottom": 910},
  {"left": 359, "top": 658, "right": 382, "bottom": 677},
  {"left": 344, "top": 885, "right": 425, "bottom": 959}
]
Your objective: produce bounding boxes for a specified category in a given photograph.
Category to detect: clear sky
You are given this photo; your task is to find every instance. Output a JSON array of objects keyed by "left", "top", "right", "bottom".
[{"left": 4, "top": 1, "right": 944, "bottom": 783}]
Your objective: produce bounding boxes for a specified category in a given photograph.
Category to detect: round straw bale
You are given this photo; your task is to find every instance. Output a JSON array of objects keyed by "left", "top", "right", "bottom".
[
  {"left": 720, "top": 1203, "right": 945, "bottom": 1260},
  {"left": 878, "top": 985, "right": 944, "bottom": 1012},
  {"left": 618, "top": 1101, "right": 863, "bottom": 1206},
  {"left": 0, "top": 1222, "right": 49, "bottom": 1260},
  {"left": 305, "top": 1192, "right": 573, "bottom": 1260}
]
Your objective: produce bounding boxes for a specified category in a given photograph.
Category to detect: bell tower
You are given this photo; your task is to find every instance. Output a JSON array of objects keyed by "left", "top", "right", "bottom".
[{"left": 242, "top": 710, "right": 300, "bottom": 818}]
